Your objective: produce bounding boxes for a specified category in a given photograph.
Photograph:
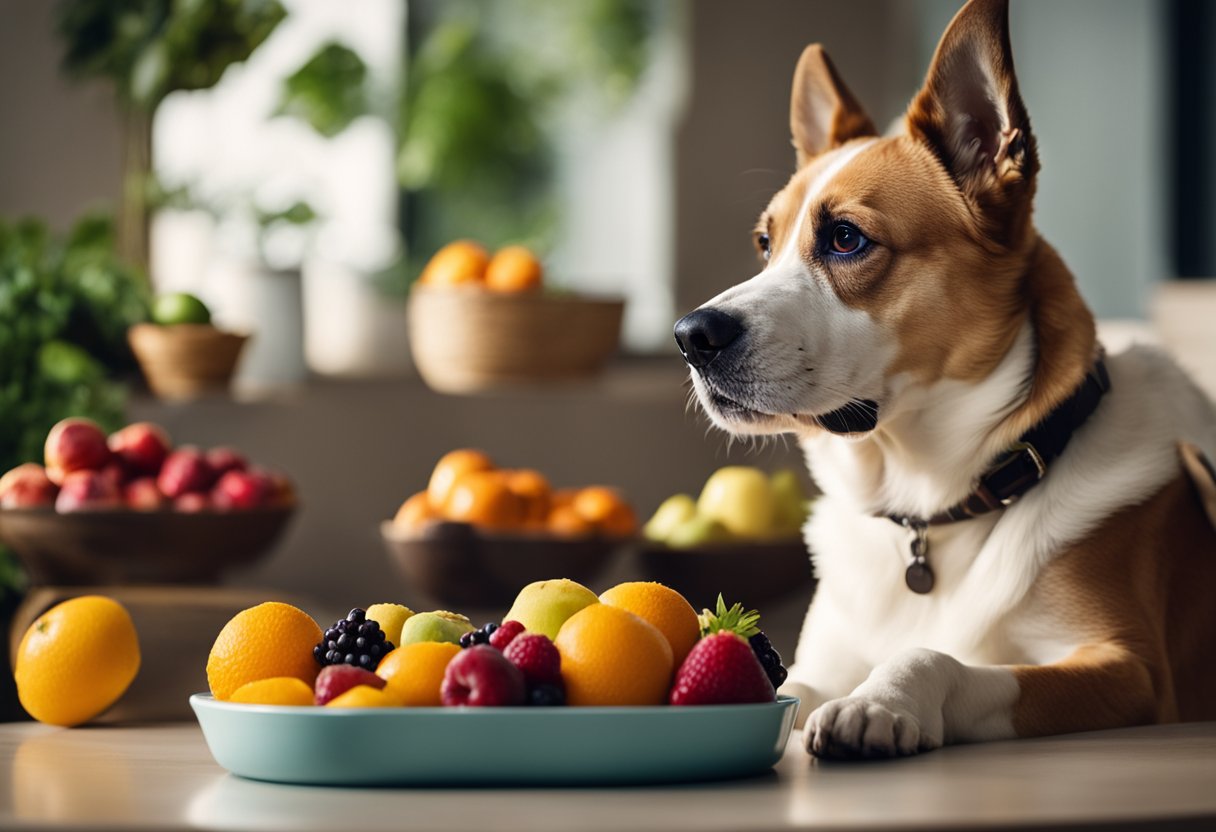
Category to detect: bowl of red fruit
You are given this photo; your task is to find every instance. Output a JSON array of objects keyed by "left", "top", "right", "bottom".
[{"left": 0, "top": 418, "right": 296, "bottom": 585}]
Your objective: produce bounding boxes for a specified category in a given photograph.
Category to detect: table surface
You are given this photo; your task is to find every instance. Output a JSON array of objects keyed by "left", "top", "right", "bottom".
[{"left": 2, "top": 720, "right": 1215, "bottom": 832}]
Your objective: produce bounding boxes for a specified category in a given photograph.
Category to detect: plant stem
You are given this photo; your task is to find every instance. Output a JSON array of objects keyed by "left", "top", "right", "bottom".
[{"left": 119, "top": 107, "right": 153, "bottom": 279}]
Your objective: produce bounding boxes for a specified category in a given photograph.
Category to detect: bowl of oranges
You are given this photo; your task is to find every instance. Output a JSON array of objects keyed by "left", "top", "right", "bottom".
[
  {"left": 406, "top": 241, "right": 625, "bottom": 393},
  {"left": 381, "top": 450, "right": 638, "bottom": 607}
]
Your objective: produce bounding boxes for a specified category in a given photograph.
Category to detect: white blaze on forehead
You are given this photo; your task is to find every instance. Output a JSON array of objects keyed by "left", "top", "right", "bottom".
[{"left": 771, "top": 139, "right": 878, "bottom": 269}]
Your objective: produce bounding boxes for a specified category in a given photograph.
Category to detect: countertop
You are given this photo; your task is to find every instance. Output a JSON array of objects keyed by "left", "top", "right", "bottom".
[{"left": 2, "top": 720, "right": 1215, "bottom": 831}]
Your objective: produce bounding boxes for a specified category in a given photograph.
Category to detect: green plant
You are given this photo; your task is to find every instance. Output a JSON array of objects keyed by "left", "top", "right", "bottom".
[
  {"left": 277, "top": 42, "right": 369, "bottom": 138},
  {"left": 55, "top": 0, "right": 287, "bottom": 270}
]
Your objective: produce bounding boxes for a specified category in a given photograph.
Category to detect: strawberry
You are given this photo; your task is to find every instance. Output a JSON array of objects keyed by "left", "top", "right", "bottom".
[
  {"left": 503, "top": 633, "right": 562, "bottom": 686},
  {"left": 669, "top": 596, "right": 776, "bottom": 706}
]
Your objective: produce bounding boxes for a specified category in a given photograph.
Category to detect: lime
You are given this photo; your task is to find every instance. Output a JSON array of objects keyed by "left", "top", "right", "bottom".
[{"left": 152, "top": 293, "right": 211, "bottom": 326}]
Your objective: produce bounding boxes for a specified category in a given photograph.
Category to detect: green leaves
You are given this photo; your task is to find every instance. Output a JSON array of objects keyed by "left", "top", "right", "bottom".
[
  {"left": 277, "top": 42, "right": 369, "bottom": 138},
  {"left": 699, "top": 595, "right": 763, "bottom": 640}
]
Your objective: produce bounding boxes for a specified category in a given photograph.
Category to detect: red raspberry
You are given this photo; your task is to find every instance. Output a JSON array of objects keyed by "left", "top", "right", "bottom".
[
  {"left": 489, "top": 620, "right": 526, "bottom": 651},
  {"left": 502, "top": 633, "right": 562, "bottom": 686}
]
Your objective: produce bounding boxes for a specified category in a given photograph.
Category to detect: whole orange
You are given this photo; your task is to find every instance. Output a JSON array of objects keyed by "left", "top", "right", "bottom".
[
  {"left": 207, "top": 602, "right": 322, "bottom": 701},
  {"left": 393, "top": 491, "right": 437, "bottom": 532},
  {"left": 428, "top": 449, "right": 495, "bottom": 510},
  {"left": 484, "top": 245, "right": 543, "bottom": 293},
  {"left": 504, "top": 469, "right": 551, "bottom": 526},
  {"left": 547, "top": 505, "right": 595, "bottom": 537},
  {"left": 444, "top": 470, "right": 523, "bottom": 530},
  {"left": 599, "top": 582, "right": 701, "bottom": 667},
  {"left": 376, "top": 642, "right": 461, "bottom": 706},
  {"left": 572, "top": 486, "right": 638, "bottom": 536},
  {"left": 15, "top": 595, "right": 141, "bottom": 726},
  {"left": 419, "top": 240, "right": 489, "bottom": 287},
  {"left": 555, "top": 604, "right": 673, "bottom": 706}
]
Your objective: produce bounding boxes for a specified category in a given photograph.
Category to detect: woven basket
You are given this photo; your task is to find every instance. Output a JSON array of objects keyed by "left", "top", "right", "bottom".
[
  {"left": 128, "top": 323, "right": 249, "bottom": 401},
  {"left": 407, "top": 287, "right": 624, "bottom": 393}
]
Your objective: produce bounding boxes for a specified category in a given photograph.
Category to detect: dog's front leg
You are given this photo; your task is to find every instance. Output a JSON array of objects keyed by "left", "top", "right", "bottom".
[
  {"left": 804, "top": 644, "right": 1157, "bottom": 759},
  {"left": 781, "top": 592, "right": 875, "bottom": 726}
]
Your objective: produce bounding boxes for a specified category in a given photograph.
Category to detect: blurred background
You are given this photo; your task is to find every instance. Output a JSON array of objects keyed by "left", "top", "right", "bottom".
[{"left": 0, "top": 0, "right": 1213, "bottom": 714}]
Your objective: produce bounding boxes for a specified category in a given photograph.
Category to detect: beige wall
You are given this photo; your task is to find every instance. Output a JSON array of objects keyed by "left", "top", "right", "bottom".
[{"left": 0, "top": 1, "right": 123, "bottom": 230}]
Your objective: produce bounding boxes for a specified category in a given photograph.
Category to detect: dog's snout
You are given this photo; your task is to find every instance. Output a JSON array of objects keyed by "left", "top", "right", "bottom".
[{"left": 674, "top": 308, "right": 744, "bottom": 369}]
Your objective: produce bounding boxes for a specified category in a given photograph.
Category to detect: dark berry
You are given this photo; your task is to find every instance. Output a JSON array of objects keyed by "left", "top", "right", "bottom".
[
  {"left": 481, "top": 622, "right": 499, "bottom": 636},
  {"left": 315, "top": 608, "right": 394, "bottom": 669},
  {"left": 748, "top": 630, "right": 788, "bottom": 690},
  {"left": 459, "top": 631, "right": 475, "bottom": 649},
  {"left": 528, "top": 684, "right": 566, "bottom": 707}
]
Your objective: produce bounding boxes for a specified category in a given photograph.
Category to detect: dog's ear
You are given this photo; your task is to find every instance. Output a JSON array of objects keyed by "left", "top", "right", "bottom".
[
  {"left": 906, "top": 0, "right": 1038, "bottom": 242},
  {"left": 790, "top": 45, "right": 877, "bottom": 168}
]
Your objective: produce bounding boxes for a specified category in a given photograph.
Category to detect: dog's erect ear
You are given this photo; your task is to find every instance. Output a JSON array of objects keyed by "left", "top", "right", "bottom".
[
  {"left": 790, "top": 45, "right": 877, "bottom": 168},
  {"left": 906, "top": 0, "right": 1038, "bottom": 242}
]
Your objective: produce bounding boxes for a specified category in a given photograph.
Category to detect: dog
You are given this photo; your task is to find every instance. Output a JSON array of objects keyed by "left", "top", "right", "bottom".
[{"left": 675, "top": 0, "right": 1216, "bottom": 759}]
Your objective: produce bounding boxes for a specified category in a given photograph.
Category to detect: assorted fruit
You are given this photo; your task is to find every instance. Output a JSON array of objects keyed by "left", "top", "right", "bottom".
[
  {"left": 417, "top": 240, "right": 544, "bottom": 294},
  {"left": 643, "top": 466, "right": 812, "bottom": 548},
  {"left": 203, "top": 579, "right": 788, "bottom": 712},
  {"left": 391, "top": 449, "right": 637, "bottom": 538},
  {"left": 0, "top": 417, "right": 294, "bottom": 513}
]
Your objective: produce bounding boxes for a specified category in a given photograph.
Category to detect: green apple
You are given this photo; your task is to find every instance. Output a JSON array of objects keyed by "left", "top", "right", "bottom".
[
  {"left": 152, "top": 292, "right": 211, "bottom": 326},
  {"left": 397, "top": 610, "right": 474, "bottom": 646},
  {"left": 643, "top": 494, "right": 697, "bottom": 542},
  {"left": 364, "top": 602, "right": 415, "bottom": 645},
  {"left": 696, "top": 466, "right": 776, "bottom": 539},
  {"left": 666, "top": 514, "right": 734, "bottom": 548},
  {"left": 504, "top": 579, "right": 599, "bottom": 639},
  {"left": 770, "top": 469, "right": 811, "bottom": 538}
]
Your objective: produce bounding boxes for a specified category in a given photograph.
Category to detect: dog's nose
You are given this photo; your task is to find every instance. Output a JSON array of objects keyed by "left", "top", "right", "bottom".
[{"left": 673, "top": 308, "right": 744, "bottom": 368}]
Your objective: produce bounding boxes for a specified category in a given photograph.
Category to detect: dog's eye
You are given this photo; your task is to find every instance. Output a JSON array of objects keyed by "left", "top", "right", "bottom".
[
  {"left": 756, "top": 233, "right": 771, "bottom": 261},
  {"left": 829, "top": 222, "right": 868, "bottom": 256}
]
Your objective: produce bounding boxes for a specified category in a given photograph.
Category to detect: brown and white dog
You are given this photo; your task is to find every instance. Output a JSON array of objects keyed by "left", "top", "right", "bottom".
[{"left": 675, "top": 0, "right": 1216, "bottom": 759}]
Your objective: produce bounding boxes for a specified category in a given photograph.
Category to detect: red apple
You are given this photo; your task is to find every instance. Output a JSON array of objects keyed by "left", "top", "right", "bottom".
[
  {"left": 205, "top": 447, "right": 247, "bottom": 478},
  {"left": 124, "top": 477, "right": 167, "bottom": 511},
  {"left": 98, "top": 461, "right": 128, "bottom": 493},
  {"left": 211, "top": 470, "right": 271, "bottom": 511},
  {"left": 55, "top": 469, "right": 122, "bottom": 513},
  {"left": 173, "top": 492, "right": 211, "bottom": 513},
  {"left": 44, "top": 418, "right": 111, "bottom": 485},
  {"left": 440, "top": 645, "right": 526, "bottom": 707},
  {"left": 0, "top": 464, "right": 58, "bottom": 508},
  {"left": 108, "top": 422, "right": 171, "bottom": 475},
  {"left": 157, "top": 447, "right": 215, "bottom": 498},
  {"left": 314, "top": 665, "right": 387, "bottom": 706}
]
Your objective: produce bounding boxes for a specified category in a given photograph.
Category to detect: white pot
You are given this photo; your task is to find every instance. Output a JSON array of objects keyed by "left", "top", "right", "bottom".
[
  {"left": 302, "top": 258, "right": 412, "bottom": 378},
  {"left": 208, "top": 258, "right": 308, "bottom": 388}
]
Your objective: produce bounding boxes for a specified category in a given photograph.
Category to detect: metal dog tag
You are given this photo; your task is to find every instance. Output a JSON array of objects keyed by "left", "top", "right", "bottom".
[{"left": 903, "top": 520, "right": 935, "bottom": 594}]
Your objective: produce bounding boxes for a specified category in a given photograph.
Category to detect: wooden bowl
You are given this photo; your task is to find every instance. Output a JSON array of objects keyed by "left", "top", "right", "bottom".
[
  {"left": 635, "top": 539, "right": 816, "bottom": 610},
  {"left": 407, "top": 287, "right": 625, "bottom": 393},
  {"left": 128, "top": 323, "right": 249, "bottom": 401},
  {"left": 0, "top": 506, "right": 295, "bottom": 586},
  {"left": 381, "top": 521, "right": 627, "bottom": 608}
]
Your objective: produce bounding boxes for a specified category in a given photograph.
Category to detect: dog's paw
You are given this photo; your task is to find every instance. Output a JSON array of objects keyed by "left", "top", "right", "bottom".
[{"left": 804, "top": 697, "right": 931, "bottom": 759}]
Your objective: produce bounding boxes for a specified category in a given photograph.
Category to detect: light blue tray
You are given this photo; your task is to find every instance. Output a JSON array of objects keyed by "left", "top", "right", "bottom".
[{"left": 190, "top": 693, "right": 799, "bottom": 786}]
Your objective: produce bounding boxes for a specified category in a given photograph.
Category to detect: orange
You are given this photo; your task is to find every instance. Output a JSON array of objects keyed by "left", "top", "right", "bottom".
[
  {"left": 326, "top": 686, "right": 403, "bottom": 708},
  {"left": 554, "top": 604, "right": 673, "bottom": 706},
  {"left": 394, "top": 491, "right": 437, "bottom": 532},
  {"left": 547, "top": 505, "right": 595, "bottom": 537},
  {"left": 504, "top": 469, "right": 551, "bottom": 527},
  {"left": 599, "top": 582, "right": 701, "bottom": 667},
  {"left": 230, "top": 677, "right": 314, "bottom": 706},
  {"left": 428, "top": 449, "right": 495, "bottom": 510},
  {"left": 207, "top": 602, "right": 322, "bottom": 701},
  {"left": 550, "top": 488, "right": 578, "bottom": 509},
  {"left": 572, "top": 486, "right": 638, "bottom": 537},
  {"left": 444, "top": 470, "right": 523, "bottom": 530},
  {"left": 485, "top": 245, "right": 543, "bottom": 293},
  {"left": 376, "top": 641, "right": 461, "bottom": 706},
  {"left": 418, "top": 240, "right": 489, "bottom": 286},
  {"left": 15, "top": 595, "right": 141, "bottom": 726}
]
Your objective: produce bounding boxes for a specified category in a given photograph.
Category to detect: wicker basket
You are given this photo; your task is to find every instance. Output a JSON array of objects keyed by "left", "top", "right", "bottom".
[
  {"left": 407, "top": 287, "right": 624, "bottom": 393},
  {"left": 128, "top": 323, "right": 249, "bottom": 401}
]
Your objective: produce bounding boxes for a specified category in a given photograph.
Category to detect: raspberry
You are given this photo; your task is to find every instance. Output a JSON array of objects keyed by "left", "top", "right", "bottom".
[
  {"left": 314, "top": 608, "right": 394, "bottom": 671},
  {"left": 502, "top": 633, "right": 562, "bottom": 686},
  {"left": 489, "top": 619, "right": 525, "bottom": 651},
  {"left": 528, "top": 683, "right": 566, "bottom": 707}
]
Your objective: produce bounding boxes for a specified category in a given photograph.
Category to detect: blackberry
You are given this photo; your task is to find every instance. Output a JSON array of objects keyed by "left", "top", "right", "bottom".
[
  {"left": 528, "top": 683, "right": 566, "bottom": 707},
  {"left": 461, "top": 622, "right": 500, "bottom": 649},
  {"left": 314, "top": 608, "right": 394, "bottom": 670},
  {"left": 748, "top": 631, "right": 788, "bottom": 689}
]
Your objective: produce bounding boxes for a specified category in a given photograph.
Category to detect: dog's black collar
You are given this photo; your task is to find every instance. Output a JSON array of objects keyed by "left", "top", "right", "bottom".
[{"left": 884, "top": 352, "right": 1111, "bottom": 593}]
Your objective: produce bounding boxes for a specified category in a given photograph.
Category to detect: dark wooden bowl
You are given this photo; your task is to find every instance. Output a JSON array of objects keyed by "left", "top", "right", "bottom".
[
  {"left": 0, "top": 507, "right": 295, "bottom": 586},
  {"left": 634, "top": 539, "right": 816, "bottom": 610},
  {"left": 381, "top": 521, "right": 627, "bottom": 608}
]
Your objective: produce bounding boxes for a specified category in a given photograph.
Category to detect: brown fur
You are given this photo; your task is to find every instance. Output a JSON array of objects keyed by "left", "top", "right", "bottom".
[
  {"left": 1012, "top": 468, "right": 1216, "bottom": 736},
  {"left": 789, "top": 45, "right": 877, "bottom": 167}
]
